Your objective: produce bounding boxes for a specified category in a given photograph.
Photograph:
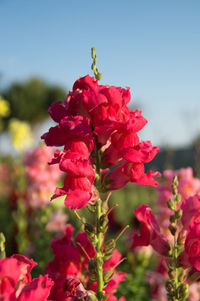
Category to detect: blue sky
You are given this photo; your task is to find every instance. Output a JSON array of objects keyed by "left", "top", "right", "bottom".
[{"left": 1, "top": 0, "right": 200, "bottom": 147}]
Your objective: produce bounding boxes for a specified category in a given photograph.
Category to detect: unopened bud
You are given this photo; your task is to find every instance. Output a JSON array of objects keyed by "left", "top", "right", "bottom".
[
  {"left": 84, "top": 223, "right": 95, "bottom": 235},
  {"left": 170, "top": 214, "right": 176, "bottom": 224},
  {"left": 99, "top": 214, "right": 108, "bottom": 228},
  {"left": 103, "top": 253, "right": 113, "bottom": 260},
  {"left": 166, "top": 280, "right": 175, "bottom": 294},
  {"left": 177, "top": 233, "right": 185, "bottom": 246},
  {"left": 175, "top": 209, "right": 182, "bottom": 219},
  {"left": 103, "top": 269, "right": 114, "bottom": 284},
  {"left": 104, "top": 239, "right": 116, "bottom": 254},
  {"left": 87, "top": 291, "right": 98, "bottom": 301},
  {"left": 178, "top": 270, "right": 185, "bottom": 282},
  {"left": 188, "top": 271, "right": 200, "bottom": 282},
  {"left": 88, "top": 259, "right": 96, "bottom": 274},
  {"left": 169, "top": 224, "right": 177, "bottom": 235},
  {"left": 173, "top": 175, "right": 178, "bottom": 186},
  {"left": 168, "top": 267, "right": 174, "bottom": 279},
  {"left": 87, "top": 204, "right": 96, "bottom": 213},
  {"left": 175, "top": 194, "right": 181, "bottom": 204},
  {"left": 178, "top": 283, "right": 189, "bottom": 300},
  {"left": 171, "top": 183, "right": 178, "bottom": 195},
  {"left": 96, "top": 72, "right": 102, "bottom": 81},
  {"left": 91, "top": 47, "right": 96, "bottom": 58},
  {"left": 167, "top": 199, "right": 175, "bottom": 211},
  {"left": 96, "top": 256, "right": 103, "bottom": 266}
]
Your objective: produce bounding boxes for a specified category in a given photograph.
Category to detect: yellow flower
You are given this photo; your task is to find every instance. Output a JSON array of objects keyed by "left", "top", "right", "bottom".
[
  {"left": 0, "top": 97, "right": 10, "bottom": 117},
  {"left": 9, "top": 119, "right": 33, "bottom": 152}
]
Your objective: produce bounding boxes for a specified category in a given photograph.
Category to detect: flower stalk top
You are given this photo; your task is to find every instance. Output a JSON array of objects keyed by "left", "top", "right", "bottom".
[{"left": 42, "top": 74, "right": 159, "bottom": 209}]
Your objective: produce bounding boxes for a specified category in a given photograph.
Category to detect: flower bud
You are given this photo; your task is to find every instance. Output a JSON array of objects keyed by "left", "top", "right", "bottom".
[
  {"left": 84, "top": 223, "right": 95, "bottom": 236},
  {"left": 169, "top": 224, "right": 177, "bottom": 236},
  {"left": 170, "top": 214, "right": 176, "bottom": 224},
  {"left": 175, "top": 194, "right": 181, "bottom": 204},
  {"left": 167, "top": 199, "right": 175, "bottom": 211},
  {"left": 103, "top": 253, "right": 113, "bottom": 260},
  {"left": 177, "top": 283, "right": 189, "bottom": 300},
  {"left": 96, "top": 72, "right": 102, "bottom": 81},
  {"left": 166, "top": 279, "right": 175, "bottom": 294},
  {"left": 87, "top": 291, "right": 98, "bottom": 301},
  {"left": 178, "top": 270, "right": 185, "bottom": 282},
  {"left": 87, "top": 205, "right": 96, "bottom": 213},
  {"left": 168, "top": 267, "right": 174, "bottom": 279},
  {"left": 177, "top": 233, "right": 185, "bottom": 246},
  {"left": 103, "top": 269, "right": 114, "bottom": 284},
  {"left": 103, "top": 239, "right": 116, "bottom": 254},
  {"left": 96, "top": 256, "right": 103, "bottom": 266},
  {"left": 99, "top": 214, "right": 108, "bottom": 228},
  {"left": 188, "top": 271, "right": 200, "bottom": 282},
  {"left": 88, "top": 259, "right": 96, "bottom": 274},
  {"left": 173, "top": 175, "right": 178, "bottom": 186},
  {"left": 175, "top": 209, "right": 182, "bottom": 219},
  {"left": 171, "top": 183, "right": 178, "bottom": 195}
]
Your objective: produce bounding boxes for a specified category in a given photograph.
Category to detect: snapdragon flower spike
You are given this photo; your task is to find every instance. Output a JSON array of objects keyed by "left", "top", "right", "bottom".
[
  {"left": 179, "top": 195, "right": 200, "bottom": 272},
  {"left": 42, "top": 75, "right": 160, "bottom": 209},
  {"left": 129, "top": 204, "right": 170, "bottom": 256}
]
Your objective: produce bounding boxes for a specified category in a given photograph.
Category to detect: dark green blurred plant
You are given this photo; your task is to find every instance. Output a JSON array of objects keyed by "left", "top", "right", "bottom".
[
  {"left": 2, "top": 78, "right": 66, "bottom": 127},
  {"left": 116, "top": 253, "right": 152, "bottom": 301}
]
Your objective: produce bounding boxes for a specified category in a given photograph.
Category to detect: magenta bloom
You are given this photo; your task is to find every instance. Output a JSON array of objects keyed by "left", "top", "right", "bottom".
[
  {"left": 156, "top": 167, "right": 200, "bottom": 231},
  {"left": 129, "top": 204, "right": 169, "bottom": 255},
  {"left": 42, "top": 75, "right": 159, "bottom": 209},
  {"left": 0, "top": 255, "right": 53, "bottom": 301},
  {"left": 25, "top": 145, "right": 62, "bottom": 208}
]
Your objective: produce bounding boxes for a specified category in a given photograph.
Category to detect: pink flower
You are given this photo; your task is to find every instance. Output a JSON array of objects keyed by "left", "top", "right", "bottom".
[
  {"left": 180, "top": 223, "right": 200, "bottom": 271},
  {"left": 17, "top": 275, "right": 53, "bottom": 301},
  {"left": 156, "top": 167, "right": 200, "bottom": 232},
  {"left": 46, "top": 210, "right": 68, "bottom": 233},
  {"left": 42, "top": 75, "right": 159, "bottom": 209},
  {"left": 25, "top": 145, "right": 62, "bottom": 208},
  {"left": 181, "top": 195, "right": 200, "bottom": 231},
  {"left": 46, "top": 225, "right": 95, "bottom": 301},
  {"left": 0, "top": 255, "right": 53, "bottom": 301},
  {"left": 76, "top": 232, "right": 95, "bottom": 269},
  {"left": 129, "top": 204, "right": 169, "bottom": 255},
  {"left": 103, "top": 162, "right": 160, "bottom": 190},
  {"left": 51, "top": 175, "right": 96, "bottom": 209}
]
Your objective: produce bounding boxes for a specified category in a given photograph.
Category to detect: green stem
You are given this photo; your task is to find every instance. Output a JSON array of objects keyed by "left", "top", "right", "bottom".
[
  {"left": 173, "top": 230, "right": 178, "bottom": 301},
  {"left": 96, "top": 198, "right": 104, "bottom": 301},
  {"left": 94, "top": 145, "right": 104, "bottom": 300}
]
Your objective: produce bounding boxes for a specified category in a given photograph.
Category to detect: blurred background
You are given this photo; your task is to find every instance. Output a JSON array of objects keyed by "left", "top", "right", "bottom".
[
  {"left": 1, "top": 0, "right": 200, "bottom": 150},
  {"left": 0, "top": 1, "right": 200, "bottom": 299}
]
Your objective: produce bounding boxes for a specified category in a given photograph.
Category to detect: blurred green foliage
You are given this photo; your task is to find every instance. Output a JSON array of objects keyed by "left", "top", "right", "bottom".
[{"left": 2, "top": 78, "right": 66, "bottom": 126}]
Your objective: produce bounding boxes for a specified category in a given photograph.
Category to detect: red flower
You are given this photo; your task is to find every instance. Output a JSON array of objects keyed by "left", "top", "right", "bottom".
[
  {"left": 180, "top": 223, "right": 200, "bottom": 271},
  {"left": 17, "top": 275, "right": 53, "bottom": 301},
  {"left": 42, "top": 75, "right": 159, "bottom": 209},
  {"left": 0, "top": 255, "right": 52, "bottom": 301},
  {"left": 129, "top": 204, "right": 169, "bottom": 255},
  {"left": 103, "top": 161, "right": 160, "bottom": 190},
  {"left": 76, "top": 232, "right": 95, "bottom": 269},
  {"left": 181, "top": 195, "right": 200, "bottom": 231}
]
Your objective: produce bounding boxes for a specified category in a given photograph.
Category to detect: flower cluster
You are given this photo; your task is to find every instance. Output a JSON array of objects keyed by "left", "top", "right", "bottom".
[
  {"left": 45, "top": 224, "right": 126, "bottom": 301},
  {"left": 25, "top": 145, "right": 62, "bottom": 208},
  {"left": 0, "top": 254, "right": 53, "bottom": 300},
  {"left": 0, "top": 97, "right": 10, "bottom": 118},
  {"left": 130, "top": 168, "right": 200, "bottom": 300},
  {"left": 157, "top": 167, "right": 200, "bottom": 231},
  {"left": 9, "top": 119, "right": 33, "bottom": 152},
  {"left": 42, "top": 75, "right": 160, "bottom": 209},
  {"left": 129, "top": 204, "right": 170, "bottom": 256}
]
